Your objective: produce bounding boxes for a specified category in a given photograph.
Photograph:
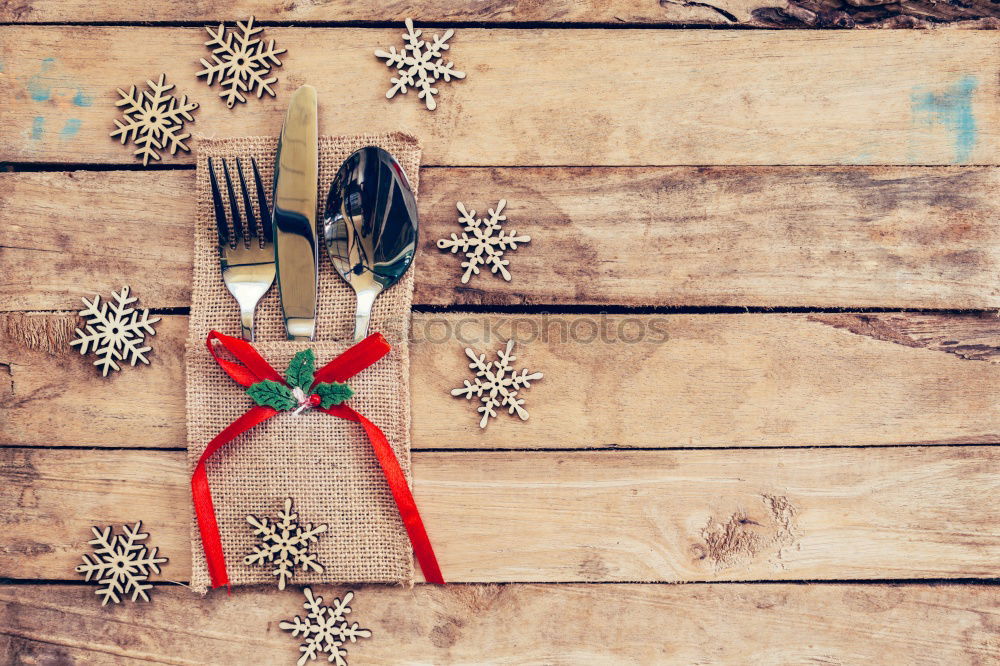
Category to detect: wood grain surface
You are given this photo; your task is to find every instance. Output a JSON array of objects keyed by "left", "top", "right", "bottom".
[
  {"left": 2, "top": 29, "right": 999, "bottom": 166},
  {"left": 3, "top": 584, "right": 997, "bottom": 664},
  {"left": 3, "top": 446, "right": 998, "bottom": 582},
  {"left": 2, "top": 314, "right": 997, "bottom": 450},
  {"left": 3, "top": 0, "right": 1000, "bottom": 26},
  {"left": 2, "top": 167, "right": 998, "bottom": 310},
  {"left": 2, "top": 9, "right": 998, "bottom": 664}
]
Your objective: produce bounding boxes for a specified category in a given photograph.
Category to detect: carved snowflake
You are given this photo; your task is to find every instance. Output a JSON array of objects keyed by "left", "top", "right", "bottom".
[
  {"left": 374, "top": 18, "right": 465, "bottom": 111},
  {"left": 70, "top": 286, "right": 160, "bottom": 377},
  {"left": 281, "top": 588, "right": 371, "bottom": 666},
  {"left": 111, "top": 74, "right": 198, "bottom": 166},
  {"left": 451, "top": 340, "right": 543, "bottom": 429},
  {"left": 74, "top": 522, "right": 168, "bottom": 606},
  {"left": 197, "top": 16, "right": 286, "bottom": 108},
  {"left": 437, "top": 199, "right": 531, "bottom": 284},
  {"left": 244, "top": 497, "right": 328, "bottom": 590}
]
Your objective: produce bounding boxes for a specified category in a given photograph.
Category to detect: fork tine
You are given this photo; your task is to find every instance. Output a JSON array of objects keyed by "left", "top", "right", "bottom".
[
  {"left": 207, "top": 158, "right": 229, "bottom": 246},
  {"left": 221, "top": 158, "right": 243, "bottom": 244},
  {"left": 235, "top": 157, "right": 258, "bottom": 240},
  {"left": 250, "top": 158, "right": 273, "bottom": 243}
]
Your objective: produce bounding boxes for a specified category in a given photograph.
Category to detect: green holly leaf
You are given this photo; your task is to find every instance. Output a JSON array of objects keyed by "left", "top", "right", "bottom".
[
  {"left": 314, "top": 381, "right": 354, "bottom": 408},
  {"left": 285, "top": 349, "right": 316, "bottom": 390},
  {"left": 247, "top": 380, "right": 297, "bottom": 411}
]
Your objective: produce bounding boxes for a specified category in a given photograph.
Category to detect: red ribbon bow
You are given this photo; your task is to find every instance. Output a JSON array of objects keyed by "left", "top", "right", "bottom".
[{"left": 192, "top": 330, "right": 444, "bottom": 588}]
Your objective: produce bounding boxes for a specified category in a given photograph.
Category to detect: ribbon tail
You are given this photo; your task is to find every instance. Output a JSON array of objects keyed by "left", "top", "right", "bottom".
[
  {"left": 326, "top": 405, "right": 445, "bottom": 585},
  {"left": 192, "top": 405, "right": 278, "bottom": 589}
]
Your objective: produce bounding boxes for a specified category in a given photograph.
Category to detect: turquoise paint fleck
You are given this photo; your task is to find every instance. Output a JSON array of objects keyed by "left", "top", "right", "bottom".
[
  {"left": 27, "top": 58, "right": 56, "bottom": 102},
  {"left": 911, "top": 75, "right": 978, "bottom": 163},
  {"left": 31, "top": 116, "right": 45, "bottom": 140},
  {"left": 72, "top": 90, "right": 92, "bottom": 107},
  {"left": 60, "top": 118, "right": 82, "bottom": 139}
]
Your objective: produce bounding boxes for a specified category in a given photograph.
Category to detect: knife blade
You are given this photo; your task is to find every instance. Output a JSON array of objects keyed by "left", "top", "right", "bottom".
[{"left": 272, "top": 85, "right": 319, "bottom": 340}]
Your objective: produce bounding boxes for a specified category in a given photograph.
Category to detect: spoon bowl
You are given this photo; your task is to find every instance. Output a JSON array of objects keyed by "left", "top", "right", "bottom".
[{"left": 323, "top": 146, "right": 419, "bottom": 341}]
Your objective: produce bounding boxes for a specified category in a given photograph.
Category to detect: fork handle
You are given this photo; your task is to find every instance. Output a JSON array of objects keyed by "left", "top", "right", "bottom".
[{"left": 240, "top": 307, "right": 256, "bottom": 341}]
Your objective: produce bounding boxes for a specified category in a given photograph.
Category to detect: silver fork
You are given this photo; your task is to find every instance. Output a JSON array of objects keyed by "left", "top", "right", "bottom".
[{"left": 208, "top": 156, "right": 275, "bottom": 341}]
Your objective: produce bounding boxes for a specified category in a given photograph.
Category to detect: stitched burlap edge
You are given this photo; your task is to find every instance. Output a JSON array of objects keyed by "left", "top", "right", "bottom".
[{"left": 186, "top": 134, "right": 420, "bottom": 594}]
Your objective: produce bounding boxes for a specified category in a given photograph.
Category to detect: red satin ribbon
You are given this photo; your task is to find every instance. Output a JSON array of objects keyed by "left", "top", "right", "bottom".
[{"left": 192, "top": 330, "right": 444, "bottom": 589}]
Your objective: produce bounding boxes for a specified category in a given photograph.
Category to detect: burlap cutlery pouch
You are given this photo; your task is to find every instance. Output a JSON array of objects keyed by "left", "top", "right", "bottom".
[{"left": 186, "top": 134, "right": 420, "bottom": 593}]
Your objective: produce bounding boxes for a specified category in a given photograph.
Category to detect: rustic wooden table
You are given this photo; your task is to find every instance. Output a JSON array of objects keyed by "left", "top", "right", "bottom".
[{"left": 1, "top": 2, "right": 999, "bottom": 664}]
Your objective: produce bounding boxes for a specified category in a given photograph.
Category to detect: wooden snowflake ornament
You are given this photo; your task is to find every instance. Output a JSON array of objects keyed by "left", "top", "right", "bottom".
[
  {"left": 75, "top": 521, "right": 167, "bottom": 605},
  {"left": 451, "top": 340, "right": 543, "bottom": 428},
  {"left": 437, "top": 199, "right": 531, "bottom": 284},
  {"left": 197, "top": 16, "right": 286, "bottom": 108},
  {"left": 70, "top": 286, "right": 160, "bottom": 376},
  {"left": 245, "top": 497, "right": 328, "bottom": 590},
  {"left": 281, "top": 588, "right": 371, "bottom": 666},
  {"left": 375, "top": 18, "right": 465, "bottom": 111},
  {"left": 111, "top": 74, "right": 198, "bottom": 165}
]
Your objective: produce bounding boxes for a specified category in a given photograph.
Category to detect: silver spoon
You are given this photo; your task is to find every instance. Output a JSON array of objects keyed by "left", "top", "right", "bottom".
[{"left": 323, "top": 146, "right": 419, "bottom": 342}]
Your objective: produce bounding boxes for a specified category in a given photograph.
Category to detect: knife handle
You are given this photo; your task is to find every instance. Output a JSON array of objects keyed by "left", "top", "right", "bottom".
[{"left": 286, "top": 318, "right": 316, "bottom": 341}]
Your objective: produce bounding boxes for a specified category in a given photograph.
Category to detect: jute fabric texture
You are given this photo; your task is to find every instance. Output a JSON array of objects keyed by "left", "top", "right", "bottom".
[{"left": 186, "top": 134, "right": 420, "bottom": 593}]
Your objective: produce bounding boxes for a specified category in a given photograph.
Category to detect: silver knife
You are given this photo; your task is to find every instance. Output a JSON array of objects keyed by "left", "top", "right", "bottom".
[{"left": 272, "top": 85, "right": 319, "bottom": 340}]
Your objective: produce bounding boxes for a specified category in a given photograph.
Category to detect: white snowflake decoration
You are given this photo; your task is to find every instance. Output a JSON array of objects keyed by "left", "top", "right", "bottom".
[
  {"left": 197, "top": 16, "right": 286, "bottom": 108},
  {"left": 451, "top": 340, "right": 543, "bottom": 429},
  {"left": 374, "top": 18, "right": 465, "bottom": 111},
  {"left": 280, "top": 588, "right": 372, "bottom": 666},
  {"left": 111, "top": 74, "right": 198, "bottom": 166},
  {"left": 437, "top": 199, "right": 531, "bottom": 284},
  {"left": 70, "top": 286, "right": 160, "bottom": 377},
  {"left": 245, "top": 497, "right": 328, "bottom": 590},
  {"left": 74, "top": 521, "right": 168, "bottom": 606}
]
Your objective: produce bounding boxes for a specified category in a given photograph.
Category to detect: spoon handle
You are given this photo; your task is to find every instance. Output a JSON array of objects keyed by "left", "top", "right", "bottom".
[{"left": 353, "top": 288, "right": 380, "bottom": 342}]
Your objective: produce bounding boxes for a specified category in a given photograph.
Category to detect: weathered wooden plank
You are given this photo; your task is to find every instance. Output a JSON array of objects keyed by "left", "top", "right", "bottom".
[
  {"left": 2, "top": 0, "right": 998, "bottom": 28},
  {"left": 3, "top": 0, "right": 748, "bottom": 24},
  {"left": 3, "top": 168, "right": 998, "bottom": 311},
  {"left": 2, "top": 584, "right": 997, "bottom": 664},
  {"left": 2, "top": 28, "right": 998, "bottom": 166},
  {"left": 2, "top": 314, "right": 997, "bottom": 450},
  {"left": 2, "top": 446, "right": 998, "bottom": 582}
]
